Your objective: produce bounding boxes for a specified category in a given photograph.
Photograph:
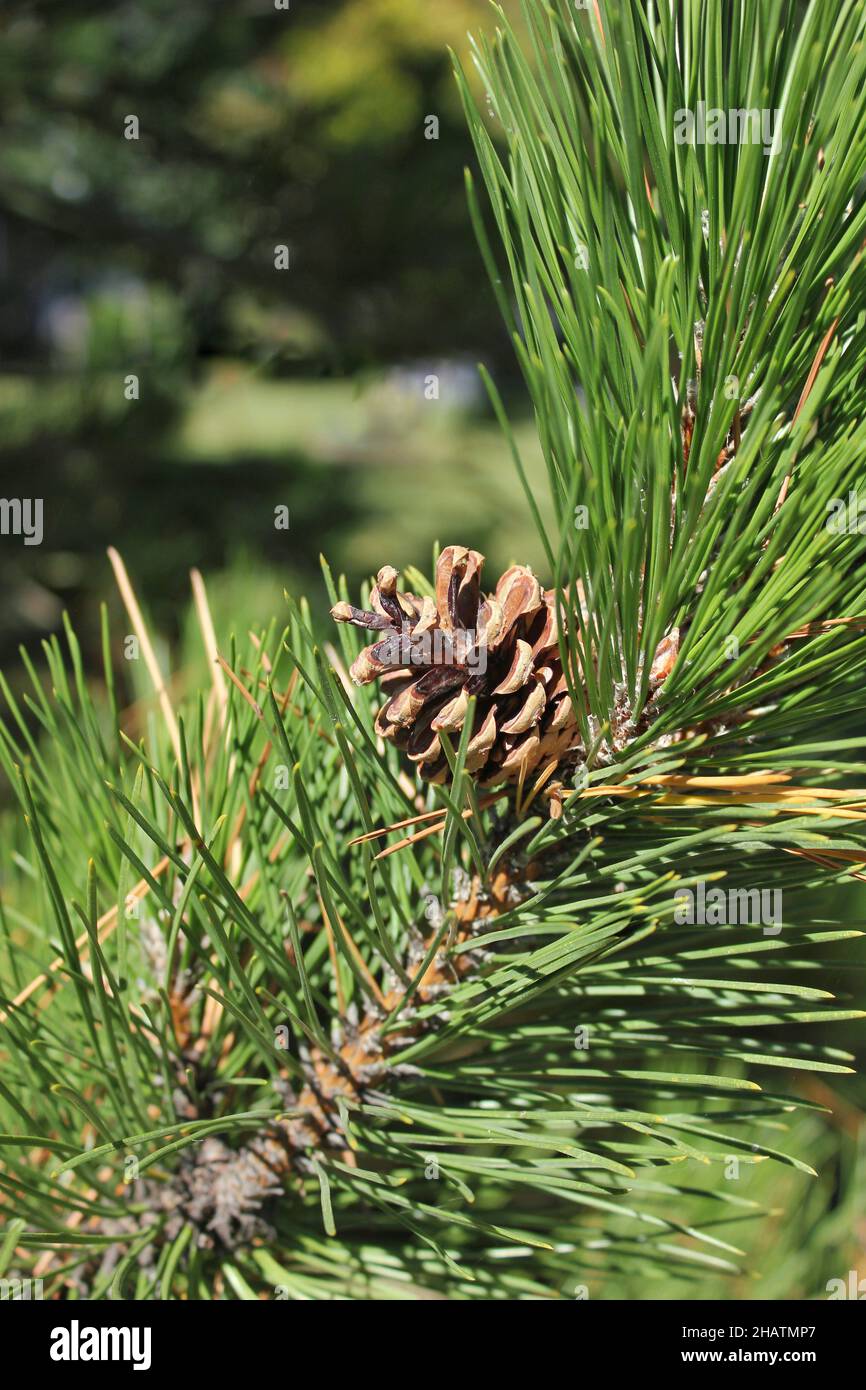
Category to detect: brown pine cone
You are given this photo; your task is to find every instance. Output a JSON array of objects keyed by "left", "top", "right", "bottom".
[{"left": 331, "top": 545, "right": 581, "bottom": 787}]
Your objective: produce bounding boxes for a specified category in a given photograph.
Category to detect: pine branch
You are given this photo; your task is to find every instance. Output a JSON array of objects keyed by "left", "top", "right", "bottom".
[{"left": 2, "top": 0, "right": 865, "bottom": 1301}]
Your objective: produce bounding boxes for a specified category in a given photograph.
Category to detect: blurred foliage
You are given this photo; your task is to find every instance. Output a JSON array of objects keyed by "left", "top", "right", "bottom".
[
  {"left": 0, "top": 0, "right": 512, "bottom": 367},
  {"left": 0, "top": 0, "right": 527, "bottom": 667}
]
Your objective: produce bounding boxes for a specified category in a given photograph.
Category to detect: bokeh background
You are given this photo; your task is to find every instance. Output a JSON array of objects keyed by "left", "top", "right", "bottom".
[
  {"left": 0, "top": 0, "right": 863, "bottom": 1299},
  {"left": 0, "top": 0, "right": 548, "bottom": 672}
]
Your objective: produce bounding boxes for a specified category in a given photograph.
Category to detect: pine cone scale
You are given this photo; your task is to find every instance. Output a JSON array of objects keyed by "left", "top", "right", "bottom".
[
  {"left": 332, "top": 547, "right": 680, "bottom": 792},
  {"left": 333, "top": 546, "right": 581, "bottom": 789}
]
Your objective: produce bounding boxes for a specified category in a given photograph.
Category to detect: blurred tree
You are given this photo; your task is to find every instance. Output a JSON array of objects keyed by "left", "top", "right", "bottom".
[
  {"left": 0, "top": 0, "right": 524, "bottom": 665},
  {"left": 0, "top": 0, "right": 512, "bottom": 373}
]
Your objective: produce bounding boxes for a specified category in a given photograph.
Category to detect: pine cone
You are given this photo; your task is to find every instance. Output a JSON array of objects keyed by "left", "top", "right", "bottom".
[{"left": 331, "top": 545, "right": 581, "bottom": 787}]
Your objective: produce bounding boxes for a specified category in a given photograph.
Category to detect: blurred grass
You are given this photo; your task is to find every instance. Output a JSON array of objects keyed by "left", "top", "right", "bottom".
[
  {"left": 175, "top": 363, "right": 553, "bottom": 581},
  {"left": 0, "top": 362, "right": 551, "bottom": 658}
]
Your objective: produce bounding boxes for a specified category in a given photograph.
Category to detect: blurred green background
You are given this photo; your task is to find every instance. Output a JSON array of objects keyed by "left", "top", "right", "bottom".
[
  {"left": 0, "top": 0, "right": 863, "bottom": 1300},
  {"left": 0, "top": 0, "right": 549, "bottom": 670}
]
